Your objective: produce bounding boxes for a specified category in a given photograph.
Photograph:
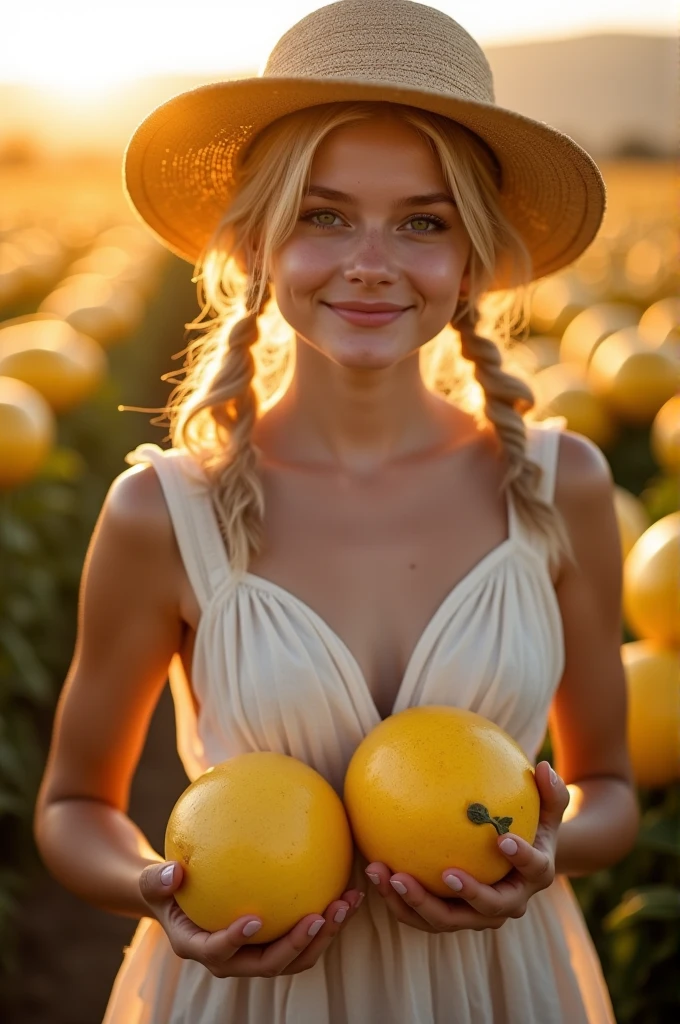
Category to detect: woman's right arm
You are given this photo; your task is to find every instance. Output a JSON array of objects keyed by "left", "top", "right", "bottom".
[
  {"left": 34, "top": 465, "right": 365, "bottom": 976},
  {"left": 34, "top": 463, "right": 185, "bottom": 920}
]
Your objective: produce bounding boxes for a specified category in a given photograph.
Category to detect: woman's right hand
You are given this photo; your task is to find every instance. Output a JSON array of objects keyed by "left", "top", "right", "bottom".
[{"left": 139, "top": 861, "right": 364, "bottom": 978}]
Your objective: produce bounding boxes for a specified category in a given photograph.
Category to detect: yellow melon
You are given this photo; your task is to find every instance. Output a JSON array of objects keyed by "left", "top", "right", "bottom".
[
  {"left": 559, "top": 302, "right": 639, "bottom": 369},
  {"left": 529, "top": 273, "right": 591, "bottom": 337},
  {"left": 533, "top": 364, "right": 616, "bottom": 450},
  {"left": 0, "top": 316, "right": 106, "bottom": 414},
  {"left": 638, "top": 297, "right": 680, "bottom": 348},
  {"left": 621, "top": 641, "right": 680, "bottom": 788},
  {"left": 651, "top": 396, "right": 680, "bottom": 475},
  {"left": 623, "top": 513, "right": 680, "bottom": 646},
  {"left": 613, "top": 487, "right": 651, "bottom": 562},
  {"left": 588, "top": 328, "right": 680, "bottom": 425},
  {"left": 0, "top": 375, "right": 56, "bottom": 488},
  {"left": 165, "top": 752, "right": 353, "bottom": 943},
  {"left": 344, "top": 706, "right": 540, "bottom": 895}
]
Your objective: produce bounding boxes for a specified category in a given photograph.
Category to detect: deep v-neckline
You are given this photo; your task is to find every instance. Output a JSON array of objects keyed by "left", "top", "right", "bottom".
[
  {"left": 239, "top": 533, "right": 516, "bottom": 723},
  {"left": 183, "top": 445, "right": 523, "bottom": 723}
]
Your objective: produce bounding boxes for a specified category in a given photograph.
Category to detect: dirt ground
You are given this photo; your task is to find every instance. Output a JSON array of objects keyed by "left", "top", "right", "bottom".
[{"left": 1, "top": 685, "right": 188, "bottom": 1024}]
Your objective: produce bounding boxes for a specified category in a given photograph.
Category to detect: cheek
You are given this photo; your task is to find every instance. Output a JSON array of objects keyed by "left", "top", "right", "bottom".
[
  {"left": 272, "top": 237, "right": 336, "bottom": 292},
  {"left": 410, "top": 234, "right": 470, "bottom": 297}
]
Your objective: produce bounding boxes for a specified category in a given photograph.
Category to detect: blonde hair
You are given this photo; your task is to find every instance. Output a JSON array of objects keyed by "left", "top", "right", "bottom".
[{"left": 162, "top": 101, "right": 570, "bottom": 577}]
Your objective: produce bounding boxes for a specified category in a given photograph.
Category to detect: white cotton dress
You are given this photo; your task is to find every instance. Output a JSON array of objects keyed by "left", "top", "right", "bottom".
[{"left": 102, "top": 422, "right": 616, "bottom": 1024}]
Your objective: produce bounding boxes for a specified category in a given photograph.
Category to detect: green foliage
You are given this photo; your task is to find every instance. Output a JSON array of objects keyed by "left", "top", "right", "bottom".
[
  {"left": 0, "top": 252, "right": 195, "bottom": 975},
  {"left": 573, "top": 786, "right": 680, "bottom": 1024},
  {"left": 0, "top": 454, "right": 90, "bottom": 971},
  {"left": 569, "top": 427, "right": 680, "bottom": 1024}
]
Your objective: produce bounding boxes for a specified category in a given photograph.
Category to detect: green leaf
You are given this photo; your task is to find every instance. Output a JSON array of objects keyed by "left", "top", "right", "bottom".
[
  {"left": 0, "top": 621, "right": 52, "bottom": 703},
  {"left": 0, "top": 514, "right": 39, "bottom": 556},
  {"left": 636, "top": 810, "right": 680, "bottom": 856},
  {"left": 466, "top": 804, "right": 513, "bottom": 835},
  {"left": 603, "top": 886, "right": 680, "bottom": 931},
  {"left": 467, "top": 803, "right": 492, "bottom": 825}
]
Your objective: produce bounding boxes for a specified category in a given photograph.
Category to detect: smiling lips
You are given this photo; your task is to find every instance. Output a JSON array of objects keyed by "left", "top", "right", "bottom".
[{"left": 324, "top": 301, "right": 411, "bottom": 327}]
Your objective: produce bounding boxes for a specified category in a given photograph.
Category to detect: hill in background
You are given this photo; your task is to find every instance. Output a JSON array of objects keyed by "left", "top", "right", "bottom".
[
  {"left": 0, "top": 33, "right": 676, "bottom": 162},
  {"left": 485, "top": 34, "right": 677, "bottom": 158}
]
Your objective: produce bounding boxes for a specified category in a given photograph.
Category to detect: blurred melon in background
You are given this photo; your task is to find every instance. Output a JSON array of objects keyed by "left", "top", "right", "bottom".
[
  {"left": 651, "top": 395, "right": 680, "bottom": 474},
  {"left": 0, "top": 315, "right": 107, "bottom": 413},
  {"left": 38, "top": 272, "right": 145, "bottom": 347},
  {"left": 613, "top": 486, "right": 651, "bottom": 562},
  {"left": 623, "top": 513, "right": 680, "bottom": 648},
  {"left": 559, "top": 302, "right": 640, "bottom": 368},
  {"left": 621, "top": 641, "right": 680, "bottom": 788},
  {"left": 528, "top": 272, "right": 592, "bottom": 337},
  {"left": 0, "top": 373, "right": 56, "bottom": 488},
  {"left": 533, "top": 362, "right": 617, "bottom": 450},
  {"left": 587, "top": 326, "right": 680, "bottom": 425}
]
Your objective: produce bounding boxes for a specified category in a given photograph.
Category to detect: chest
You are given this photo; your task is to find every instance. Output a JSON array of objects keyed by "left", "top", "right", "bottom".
[{"left": 179, "top": 445, "right": 510, "bottom": 720}]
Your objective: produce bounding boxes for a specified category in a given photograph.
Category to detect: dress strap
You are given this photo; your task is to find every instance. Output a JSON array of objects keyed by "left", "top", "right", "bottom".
[
  {"left": 507, "top": 416, "right": 566, "bottom": 544},
  {"left": 526, "top": 416, "right": 566, "bottom": 504},
  {"left": 124, "top": 443, "right": 233, "bottom": 610}
]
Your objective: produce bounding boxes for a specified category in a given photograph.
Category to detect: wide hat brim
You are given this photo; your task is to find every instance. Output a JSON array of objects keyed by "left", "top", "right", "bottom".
[{"left": 124, "top": 76, "right": 607, "bottom": 290}]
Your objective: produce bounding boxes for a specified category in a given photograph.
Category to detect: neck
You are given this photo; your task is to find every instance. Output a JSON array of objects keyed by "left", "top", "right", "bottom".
[{"left": 257, "top": 337, "right": 464, "bottom": 476}]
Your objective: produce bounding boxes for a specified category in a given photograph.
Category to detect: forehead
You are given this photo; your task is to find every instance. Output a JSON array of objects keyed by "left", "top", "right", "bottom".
[{"left": 309, "top": 115, "right": 445, "bottom": 185}]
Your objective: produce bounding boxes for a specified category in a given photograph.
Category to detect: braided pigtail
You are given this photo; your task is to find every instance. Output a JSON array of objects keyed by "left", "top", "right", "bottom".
[
  {"left": 181, "top": 278, "right": 271, "bottom": 579},
  {"left": 454, "top": 304, "right": 572, "bottom": 569}
]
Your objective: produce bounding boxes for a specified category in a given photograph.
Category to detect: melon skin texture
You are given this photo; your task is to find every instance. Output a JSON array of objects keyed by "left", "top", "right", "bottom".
[
  {"left": 623, "top": 512, "right": 680, "bottom": 647},
  {"left": 344, "top": 705, "right": 540, "bottom": 895},
  {"left": 165, "top": 752, "right": 354, "bottom": 944}
]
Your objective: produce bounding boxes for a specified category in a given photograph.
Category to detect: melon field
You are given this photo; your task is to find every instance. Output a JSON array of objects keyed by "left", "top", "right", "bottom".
[{"left": 0, "top": 157, "right": 677, "bottom": 1022}]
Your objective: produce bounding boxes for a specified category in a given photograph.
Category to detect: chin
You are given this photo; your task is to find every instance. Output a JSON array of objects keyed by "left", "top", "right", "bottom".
[
  {"left": 325, "top": 333, "right": 410, "bottom": 370},
  {"left": 331, "top": 348, "right": 404, "bottom": 371}
]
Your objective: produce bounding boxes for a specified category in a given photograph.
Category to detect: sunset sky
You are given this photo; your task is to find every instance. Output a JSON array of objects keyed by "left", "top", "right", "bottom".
[{"left": 4, "top": 0, "right": 676, "bottom": 94}]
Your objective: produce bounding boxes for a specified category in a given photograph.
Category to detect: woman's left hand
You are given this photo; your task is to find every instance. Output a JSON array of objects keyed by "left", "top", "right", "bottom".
[{"left": 364, "top": 760, "right": 571, "bottom": 934}]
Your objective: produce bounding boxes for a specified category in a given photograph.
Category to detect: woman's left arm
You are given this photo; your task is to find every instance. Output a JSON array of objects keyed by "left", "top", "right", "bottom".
[
  {"left": 550, "top": 430, "right": 640, "bottom": 875},
  {"left": 364, "top": 431, "right": 640, "bottom": 931}
]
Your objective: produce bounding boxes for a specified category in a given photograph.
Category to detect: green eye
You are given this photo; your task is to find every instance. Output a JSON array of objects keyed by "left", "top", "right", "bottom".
[
  {"left": 410, "top": 219, "right": 433, "bottom": 232},
  {"left": 302, "top": 210, "right": 342, "bottom": 229}
]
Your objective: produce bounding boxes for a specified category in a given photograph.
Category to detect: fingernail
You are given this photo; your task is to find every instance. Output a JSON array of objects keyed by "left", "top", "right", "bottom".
[
  {"left": 549, "top": 765, "right": 558, "bottom": 786},
  {"left": 390, "top": 879, "right": 407, "bottom": 895},
  {"left": 444, "top": 874, "right": 463, "bottom": 892},
  {"left": 500, "top": 837, "right": 518, "bottom": 856},
  {"left": 160, "top": 864, "right": 175, "bottom": 885},
  {"left": 366, "top": 871, "right": 380, "bottom": 885},
  {"left": 354, "top": 892, "right": 365, "bottom": 908},
  {"left": 333, "top": 907, "right": 347, "bottom": 924},
  {"left": 308, "top": 919, "right": 324, "bottom": 937},
  {"left": 242, "top": 920, "right": 262, "bottom": 937}
]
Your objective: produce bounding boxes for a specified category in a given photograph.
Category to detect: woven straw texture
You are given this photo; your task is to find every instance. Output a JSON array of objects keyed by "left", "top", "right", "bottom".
[{"left": 124, "top": 0, "right": 606, "bottom": 289}]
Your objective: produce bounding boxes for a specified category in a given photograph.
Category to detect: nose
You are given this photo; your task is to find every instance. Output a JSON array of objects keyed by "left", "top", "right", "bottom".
[{"left": 343, "top": 229, "right": 399, "bottom": 288}]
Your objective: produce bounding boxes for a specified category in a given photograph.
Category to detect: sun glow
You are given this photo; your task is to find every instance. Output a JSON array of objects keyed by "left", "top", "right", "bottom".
[{"left": 2, "top": 1, "right": 675, "bottom": 93}]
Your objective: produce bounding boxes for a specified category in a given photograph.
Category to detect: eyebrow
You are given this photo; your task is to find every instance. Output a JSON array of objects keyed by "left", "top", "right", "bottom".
[{"left": 304, "top": 185, "right": 456, "bottom": 208}]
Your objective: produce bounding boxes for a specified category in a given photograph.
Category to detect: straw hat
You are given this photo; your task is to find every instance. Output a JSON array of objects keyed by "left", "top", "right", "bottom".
[{"left": 124, "top": 0, "right": 606, "bottom": 290}]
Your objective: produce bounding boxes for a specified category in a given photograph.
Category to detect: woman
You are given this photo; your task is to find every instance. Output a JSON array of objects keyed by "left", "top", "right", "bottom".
[{"left": 34, "top": 2, "right": 639, "bottom": 1021}]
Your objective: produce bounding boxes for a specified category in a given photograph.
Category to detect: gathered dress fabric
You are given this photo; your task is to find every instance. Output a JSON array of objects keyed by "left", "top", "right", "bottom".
[{"left": 102, "top": 421, "right": 615, "bottom": 1024}]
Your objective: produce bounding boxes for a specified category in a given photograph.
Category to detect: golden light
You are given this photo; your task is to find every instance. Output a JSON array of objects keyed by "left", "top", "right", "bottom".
[{"left": 2, "top": 1, "right": 675, "bottom": 95}]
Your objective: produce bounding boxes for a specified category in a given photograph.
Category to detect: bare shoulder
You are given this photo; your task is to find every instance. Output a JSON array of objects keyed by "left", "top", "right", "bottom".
[
  {"left": 105, "top": 461, "right": 174, "bottom": 535},
  {"left": 552, "top": 430, "right": 619, "bottom": 580},
  {"left": 553, "top": 430, "right": 613, "bottom": 520},
  {"left": 91, "top": 461, "right": 184, "bottom": 612}
]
